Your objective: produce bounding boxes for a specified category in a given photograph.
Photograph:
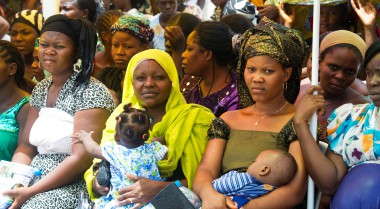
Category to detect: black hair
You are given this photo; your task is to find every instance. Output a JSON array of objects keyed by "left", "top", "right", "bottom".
[
  {"left": 193, "top": 21, "right": 236, "bottom": 67},
  {"left": 95, "top": 67, "right": 123, "bottom": 102},
  {"left": 41, "top": 15, "right": 97, "bottom": 87},
  {"left": 220, "top": 14, "right": 253, "bottom": 35},
  {"left": 0, "top": 40, "right": 34, "bottom": 93},
  {"left": 167, "top": 13, "right": 201, "bottom": 39},
  {"left": 77, "top": 0, "right": 97, "bottom": 23},
  {"left": 115, "top": 103, "right": 150, "bottom": 143},
  {"left": 363, "top": 40, "right": 380, "bottom": 69},
  {"left": 95, "top": 10, "right": 123, "bottom": 37}
]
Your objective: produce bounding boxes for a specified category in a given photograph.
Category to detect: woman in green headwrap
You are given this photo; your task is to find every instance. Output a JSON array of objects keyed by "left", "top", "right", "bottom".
[
  {"left": 84, "top": 49, "right": 214, "bottom": 207},
  {"left": 193, "top": 17, "right": 309, "bottom": 209}
]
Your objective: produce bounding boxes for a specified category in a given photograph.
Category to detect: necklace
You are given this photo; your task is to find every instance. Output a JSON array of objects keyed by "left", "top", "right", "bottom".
[{"left": 253, "top": 102, "right": 288, "bottom": 126}]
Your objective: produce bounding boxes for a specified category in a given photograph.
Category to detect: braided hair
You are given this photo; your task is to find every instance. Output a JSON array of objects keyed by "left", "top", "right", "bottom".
[
  {"left": 0, "top": 40, "right": 34, "bottom": 93},
  {"left": 115, "top": 103, "right": 150, "bottom": 146},
  {"left": 95, "top": 10, "right": 123, "bottom": 44}
]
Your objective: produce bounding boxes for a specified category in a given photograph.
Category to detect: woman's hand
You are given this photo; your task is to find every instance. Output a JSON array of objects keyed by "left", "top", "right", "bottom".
[
  {"left": 258, "top": 4, "right": 279, "bottom": 20},
  {"left": 164, "top": 26, "right": 186, "bottom": 52},
  {"left": 351, "top": 0, "right": 377, "bottom": 28},
  {"left": 116, "top": 174, "right": 168, "bottom": 209},
  {"left": 294, "top": 85, "right": 325, "bottom": 124},
  {"left": 3, "top": 186, "right": 35, "bottom": 209},
  {"left": 279, "top": 2, "right": 296, "bottom": 28},
  {"left": 200, "top": 188, "right": 232, "bottom": 209},
  {"left": 92, "top": 172, "right": 110, "bottom": 196}
]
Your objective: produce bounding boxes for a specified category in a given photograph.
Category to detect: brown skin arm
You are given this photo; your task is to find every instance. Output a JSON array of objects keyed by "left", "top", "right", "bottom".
[
  {"left": 5, "top": 108, "right": 110, "bottom": 208},
  {"left": 294, "top": 86, "right": 348, "bottom": 195},
  {"left": 16, "top": 102, "right": 30, "bottom": 147},
  {"left": 193, "top": 138, "right": 232, "bottom": 209}
]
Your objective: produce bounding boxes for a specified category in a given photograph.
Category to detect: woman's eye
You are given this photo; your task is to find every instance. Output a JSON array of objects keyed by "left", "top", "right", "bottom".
[{"left": 329, "top": 65, "right": 339, "bottom": 71}]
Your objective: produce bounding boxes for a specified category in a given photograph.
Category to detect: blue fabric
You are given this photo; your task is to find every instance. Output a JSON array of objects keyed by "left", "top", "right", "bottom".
[{"left": 212, "top": 171, "right": 276, "bottom": 207}]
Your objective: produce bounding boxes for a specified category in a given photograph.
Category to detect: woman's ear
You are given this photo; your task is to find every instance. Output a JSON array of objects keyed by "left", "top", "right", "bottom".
[
  {"left": 82, "top": 9, "right": 89, "bottom": 19},
  {"left": 283, "top": 67, "right": 292, "bottom": 82},
  {"left": 206, "top": 50, "right": 212, "bottom": 61},
  {"left": 100, "top": 31, "right": 110, "bottom": 45},
  {"left": 8, "top": 63, "right": 17, "bottom": 76},
  {"left": 259, "top": 166, "right": 271, "bottom": 176}
]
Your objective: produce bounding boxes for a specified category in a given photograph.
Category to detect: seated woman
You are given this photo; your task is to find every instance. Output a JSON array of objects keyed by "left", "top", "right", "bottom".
[
  {"left": 181, "top": 21, "right": 238, "bottom": 117},
  {"left": 193, "top": 17, "right": 308, "bottom": 209},
  {"left": 294, "top": 40, "right": 380, "bottom": 209},
  {"left": 84, "top": 49, "right": 215, "bottom": 208},
  {"left": 3, "top": 15, "right": 115, "bottom": 209},
  {"left": 0, "top": 41, "right": 31, "bottom": 161}
]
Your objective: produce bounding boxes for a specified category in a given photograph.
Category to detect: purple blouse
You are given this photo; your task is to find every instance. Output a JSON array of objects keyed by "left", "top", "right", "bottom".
[{"left": 181, "top": 74, "right": 239, "bottom": 117}]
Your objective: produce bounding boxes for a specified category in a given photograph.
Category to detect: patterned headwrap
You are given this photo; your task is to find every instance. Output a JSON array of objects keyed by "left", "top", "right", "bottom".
[
  {"left": 11, "top": 10, "right": 44, "bottom": 35},
  {"left": 111, "top": 14, "right": 154, "bottom": 44},
  {"left": 223, "top": 0, "right": 260, "bottom": 26},
  {"left": 237, "top": 17, "right": 305, "bottom": 107}
]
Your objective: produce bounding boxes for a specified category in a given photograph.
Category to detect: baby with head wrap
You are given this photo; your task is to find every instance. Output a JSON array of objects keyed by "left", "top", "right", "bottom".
[{"left": 237, "top": 17, "right": 306, "bottom": 107}]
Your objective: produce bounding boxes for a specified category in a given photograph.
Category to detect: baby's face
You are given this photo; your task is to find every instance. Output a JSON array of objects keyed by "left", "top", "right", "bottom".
[{"left": 247, "top": 151, "right": 270, "bottom": 178}]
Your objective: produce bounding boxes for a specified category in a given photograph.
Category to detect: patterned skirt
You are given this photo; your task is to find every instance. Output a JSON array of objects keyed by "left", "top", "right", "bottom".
[{"left": 21, "top": 153, "right": 87, "bottom": 209}]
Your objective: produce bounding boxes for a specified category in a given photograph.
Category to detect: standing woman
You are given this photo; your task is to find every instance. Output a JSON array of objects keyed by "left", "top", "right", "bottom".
[
  {"left": 193, "top": 17, "right": 308, "bottom": 209},
  {"left": 10, "top": 9, "right": 45, "bottom": 82},
  {"left": 4, "top": 15, "right": 115, "bottom": 209},
  {"left": 182, "top": 21, "right": 238, "bottom": 117},
  {"left": 0, "top": 41, "right": 31, "bottom": 161},
  {"left": 60, "top": 0, "right": 97, "bottom": 23}
]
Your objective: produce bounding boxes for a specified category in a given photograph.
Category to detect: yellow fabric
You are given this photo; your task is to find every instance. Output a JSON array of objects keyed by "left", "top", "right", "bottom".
[
  {"left": 320, "top": 30, "right": 366, "bottom": 58},
  {"left": 85, "top": 49, "right": 214, "bottom": 199}
]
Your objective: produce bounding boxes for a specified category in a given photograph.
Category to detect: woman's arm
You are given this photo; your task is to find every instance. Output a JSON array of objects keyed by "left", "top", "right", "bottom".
[
  {"left": 16, "top": 102, "right": 29, "bottom": 147},
  {"left": 351, "top": 0, "right": 378, "bottom": 47},
  {"left": 243, "top": 140, "right": 307, "bottom": 209},
  {"left": 12, "top": 106, "right": 39, "bottom": 165},
  {"left": 293, "top": 86, "right": 348, "bottom": 195},
  {"left": 7, "top": 108, "right": 111, "bottom": 208},
  {"left": 193, "top": 138, "right": 235, "bottom": 209}
]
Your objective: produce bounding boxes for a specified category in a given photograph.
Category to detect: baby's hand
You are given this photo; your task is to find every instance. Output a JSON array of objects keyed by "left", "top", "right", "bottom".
[
  {"left": 151, "top": 136, "right": 165, "bottom": 145},
  {"left": 71, "top": 130, "right": 94, "bottom": 144}
]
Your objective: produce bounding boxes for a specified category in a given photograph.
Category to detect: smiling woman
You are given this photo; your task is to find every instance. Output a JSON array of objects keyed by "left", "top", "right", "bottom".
[{"left": 85, "top": 49, "right": 214, "bottom": 207}]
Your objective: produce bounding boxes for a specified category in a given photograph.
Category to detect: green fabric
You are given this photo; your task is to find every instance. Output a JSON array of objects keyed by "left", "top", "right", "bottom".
[
  {"left": 0, "top": 97, "right": 29, "bottom": 161},
  {"left": 222, "top": 119, "right": 297, "bottom": 174},
  {"left": 85, "top": 49, "right": 214, "bottom": 199}
]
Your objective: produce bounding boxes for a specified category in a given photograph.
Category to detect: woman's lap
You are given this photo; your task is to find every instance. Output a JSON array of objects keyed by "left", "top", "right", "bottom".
[{"left": 21, "top": 153, "right": 87, "bottom": 209}]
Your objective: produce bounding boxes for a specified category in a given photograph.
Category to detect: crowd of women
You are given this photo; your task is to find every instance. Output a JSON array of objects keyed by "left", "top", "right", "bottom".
[{"left": 0, "top": 0, "right": 379, "bottom": 209}]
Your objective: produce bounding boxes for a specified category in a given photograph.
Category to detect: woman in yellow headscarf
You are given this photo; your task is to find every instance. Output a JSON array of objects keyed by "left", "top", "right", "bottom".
[{"left": 84, "top": 49, "right": 214, "bottom": 207}]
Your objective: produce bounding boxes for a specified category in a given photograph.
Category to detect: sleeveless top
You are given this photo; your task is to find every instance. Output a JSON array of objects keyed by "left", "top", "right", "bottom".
[
  {"left": 0, "top": 97, "right": 29, "bottom": 161},
  {"left": 207, "top": 117, "right": 298, "bottom": 174}
]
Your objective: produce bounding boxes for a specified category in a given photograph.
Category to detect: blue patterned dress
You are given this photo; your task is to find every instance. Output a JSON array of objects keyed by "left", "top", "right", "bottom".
[{"left": 95, "top": 141, "right": 168, "bottom": 209}]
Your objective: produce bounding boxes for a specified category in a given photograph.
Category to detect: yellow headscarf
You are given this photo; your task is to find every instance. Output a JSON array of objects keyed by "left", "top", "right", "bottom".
[{"left": 85, "top": 49, "right": 214, "bottom": 198}]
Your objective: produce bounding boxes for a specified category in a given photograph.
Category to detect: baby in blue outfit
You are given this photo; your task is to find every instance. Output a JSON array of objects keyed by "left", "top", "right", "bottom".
[{"left": 212, "top": 149, "right": 296, "bottom": 208}]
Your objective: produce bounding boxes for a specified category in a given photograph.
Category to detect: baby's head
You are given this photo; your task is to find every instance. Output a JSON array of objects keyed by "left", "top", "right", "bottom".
[
  {"left": 114, "top": 103, "right": 150, "bottom": 148},
  {"left": 247, "top": 149, "right": 296, "bottom": 187}
]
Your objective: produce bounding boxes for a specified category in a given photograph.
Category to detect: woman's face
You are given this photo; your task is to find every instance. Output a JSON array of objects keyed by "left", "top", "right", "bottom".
[
  {"left": 244, "top": 55, "right": 291, "bottom": 102},
  {"left": 111, "top": 31, "right": 147, "bottom": 70},
  {"left": 158, "top": 0, "right": 178, "bottom": 18},
  {"left": 366, "top": 53, "right": 380, "bottom": 107},
  {"left": 133, "top": 60, "right": 172, "bottom": 109},
  {"left": 60, "top": 0, "right": 85, "bottom": 19},
  {"left": 10, "top": 23, "right": 39, "bottom": 56},
  {"left": 38, "top": 31, "right": 76, "bottom": 75},
  {"left": 319, "top": 47, "right": 360, "bottom": 96},
  {"left": 320, "top": 5, "right": 346, "bottom": 34},
  {"left": 0, "top": 57, "right": 14, "bottom": 85},
  {"left": 182, "top": 31, "right": 208, "bottom": 77}
]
